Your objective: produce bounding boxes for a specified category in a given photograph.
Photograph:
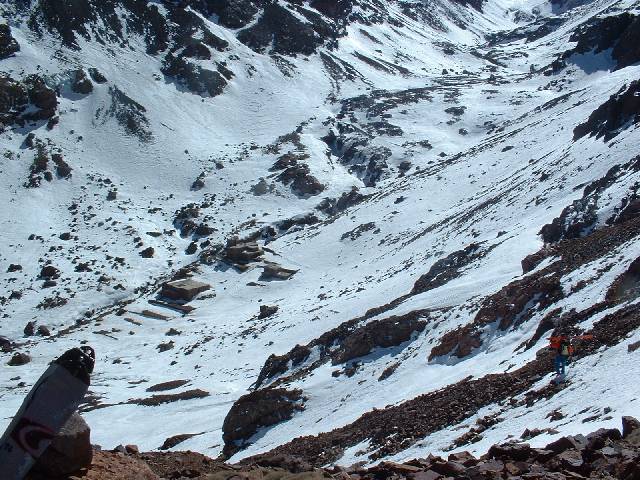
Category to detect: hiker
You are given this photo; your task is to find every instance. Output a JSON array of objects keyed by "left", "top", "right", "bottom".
[
  {"left": 549, "top": 335, "right": 572, "bottom": 375},
  {"left": 548, "top": 333, "right": 594, "bottom": 377}
]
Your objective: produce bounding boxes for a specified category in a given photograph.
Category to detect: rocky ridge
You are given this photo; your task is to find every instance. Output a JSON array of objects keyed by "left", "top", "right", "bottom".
[{"left": 24, "top": 416, "right": 640, "bottom": 480}]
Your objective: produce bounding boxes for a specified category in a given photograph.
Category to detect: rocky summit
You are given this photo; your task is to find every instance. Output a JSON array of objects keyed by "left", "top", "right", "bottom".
[{"left": 1, "top": 0, "right": 640, "bottom": 476}]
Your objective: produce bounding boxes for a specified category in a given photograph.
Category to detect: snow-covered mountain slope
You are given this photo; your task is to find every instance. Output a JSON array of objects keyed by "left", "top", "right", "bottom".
[{"left": 1, "top": 0, "right": 640, "bottom": 467}]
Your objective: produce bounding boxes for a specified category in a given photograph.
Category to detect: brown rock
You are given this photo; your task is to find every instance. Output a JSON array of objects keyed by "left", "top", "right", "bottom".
[
  {"left": 8, "top": 352, "right": 31, "bottom": 366},
  {"left": 430, "top": 460, "right": 466, "bottom": 477},
  {"left": 75, "top": 450, "right": 158, "bottom": 480},
  {"left": 622, "top": 416, "right": 640, "bottom": 444},
  {"left": 488, "top": 442, "right": 531, "bottom": 461},
  {"left": 125, "top": 444, "right": 140, "bottom": 454},
  {"left": 447, "top": 451, "right": 477, "bottom": 466},
  {"left": 222, "top": 388, "right": 305, "bottom": 457},
  {"left": 545, "top": 435, "right": 587, "bottom": 454},
  {"left": 410, "top": 471, "right": 442, "bottom": 480},
  {"left": 32, "top": 412, "right": 92, "bottom": 476},
  {"left": 254, "top": 454, "right": 314, "bottom": 473}
]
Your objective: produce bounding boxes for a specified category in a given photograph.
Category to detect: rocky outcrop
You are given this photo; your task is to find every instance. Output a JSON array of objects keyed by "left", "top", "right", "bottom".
[
  {"left": 316, "top": 187, "right": 369, "bottom": 216},
  {"left": 237, "top": 4, "right": 333, "bottom": 56},
  {"left": 330, "top": 315, "right": 427, "bottom": 364},
  {"left": 574, "top": 80, "right": 640, "bottom": 141},
  {"left": 222, "top": 388, "right": 305, "bottom": 458},
  {"left": 0, "top": 74, "right": 58, "bottom": 129},
  {"left": 161, "top": 54, "right": 229, "bottom": 98},
  {"left": 606, "top": 256, "right": 640, "bottom": 303},
  {"left": 249, "top": 301, "right": 640, "bottom": 466},
  {"left": 429, "top": 274, "right": 563, "bottom": 361},
  {"left": 555, "top": 13, "right": 640, "bottom": 71},
  {"left": 71, "top": 69, "right": 93, "bottom": 94},
  {"left": 412, "top": 243, "right": 489, "bottom": 294},
  {"left": 32, "top": 412, "right": 92, "bottom": 477},
  {"left": 254, "top": 310, "right": 429, "bottom": 388},
  {"left": 25, "top": 418, "right": 640, "bottom": 479},
  {"left": 539, "top": 155, "right": 640, "bottom": 244},
  {"left": 432, "top": 211, "right": 640, "bottom": 361},
  {"left": 276, "top": 163, "right": 325, "bottom": 197},
  {"left": 105, "top": 87, "right": 153, "bottom": 142},
  {"left": 0, "top": 23, "right": 19, "bottom": 59}
]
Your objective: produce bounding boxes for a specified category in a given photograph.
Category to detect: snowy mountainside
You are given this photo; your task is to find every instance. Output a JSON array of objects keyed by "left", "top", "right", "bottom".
[{"left": 1, "top": 0, "right": 640, "bottom": 468}]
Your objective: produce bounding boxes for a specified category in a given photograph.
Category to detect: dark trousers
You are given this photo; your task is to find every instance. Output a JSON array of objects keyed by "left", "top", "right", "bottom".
[{"left": 555, "top": 354, "right": 567, "bottom": 375}]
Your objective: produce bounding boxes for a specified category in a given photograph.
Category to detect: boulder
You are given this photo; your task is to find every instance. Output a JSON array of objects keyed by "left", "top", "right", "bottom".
[
  {"left": 37, "top": 325, "right": 51, "bottom": 336},
  {"left": 70, "top": 450, "right": 159, "bottom": 480},
  {"left": 88, "top": 68, "right": 107, "bottom": 83},
  {"left": 161, "top": 278, "right": 211, "bottom": 301},
  {"left": 0, "top": 24, "right": 19, "bottom": 59},
  {"left": 487, "top": 442, "right": 531, "bottom": 461},
  {"left": 222, "top": 388, "right": 305, "bottom": 457},
  {"left": 32, "top": 412, "right": 92, "bottom": 477},
  {"left": 8, "top": 352, "right": 31, "bottom": 366},
  {"left": 260, "top": 262, "right": 298, "bottom": 281},
  {"left": 258, "top": 305, "right": 279, "bottom": 319},
  {"left": 24, "top": 321, "right": 36, "bottom": 336},
  {"left": 185, "top": 242, "right": 198, "bottom": 255},
  {"left": 0, "top": 335, "right": 12, "bottom": 352},
  {"left": 545, "top": 434, "right": 588, "bottom": 454},
  {"left": 224, "top": 241, "right": 264, "bottom": 263},
  {"left": 72, "top": 69, "right": 93, "bottom": 94},
  {"left": 40, "top": 265, "right": 60, "bottom": 279},
  {"left": 622, "top": 416, "right": 640, "bottom": 444}
]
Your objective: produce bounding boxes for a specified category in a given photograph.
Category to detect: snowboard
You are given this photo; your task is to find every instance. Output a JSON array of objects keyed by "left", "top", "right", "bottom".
[{"left": 0, "top": 346, "right": 95, "bottom": 480}]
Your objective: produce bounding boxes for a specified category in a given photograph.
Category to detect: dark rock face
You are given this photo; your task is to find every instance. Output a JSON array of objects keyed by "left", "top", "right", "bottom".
[
  {"left": 429, "top": 274, "right": 563, "bottom": 360},
  {"left": 237, "top": 4, "right": 331, "bottom": 56},
  {"left": 40, "top": 265, "right": 60, "bottom": 279},
  {"left": 574, "top": 80, "right": 640, "bottom": 141},
  {"left": 539, "top": 156, "right": 640, "bottom": 244},
  {"left": 276, "top": 162, "right": 325, "bottom": 197},
  {"left": 254, "top": 310, "right": 428, "bottom": 388},
  {"left": 162, "top": 54, "right": 228, "bottom": 97},
  {"left": 72, "top": 69, "right": 93, "bottom": 94},
  {"left": 0, "top": 23, "right": 20, "bottom": 59},
  {"left": 310, "top": 0, "right": 353, "bottom": 19},
  {"left": 222, "top": 388, "right": 305, "bottom": 457},
  {"left": 0, "top": 74, "right": 58, "bottom": 129},
  {"left": 331, "top": 315, "right": 427, "bottom": 364},
  {"left": 316, "top": 187, "right": 368, "bottom": 216},
  {"left": 558, "top": 13, "right": 640, "bottom": 71},
  {"left": 105, "top": 87, "right": 153, "bottom": 142},
  {"left": 412, "top": 243, "right": 489, "bottom": 294},
  {"left": 203, "top": 0, "right": 260, "bottom": 29},
  {"left": 33, "top": 412, "right": 92, "bottom": 477},
  {"left": 255, "top": 345, "right": 312, "bottom": 389},
  {"left": 258, "top": 305, "right": 279, "bottom": 319}
]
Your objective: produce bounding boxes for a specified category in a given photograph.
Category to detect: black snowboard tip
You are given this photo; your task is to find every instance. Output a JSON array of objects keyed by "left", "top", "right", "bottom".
[{"left": 54, "top": 346, "right": 96, "bottom": 385}]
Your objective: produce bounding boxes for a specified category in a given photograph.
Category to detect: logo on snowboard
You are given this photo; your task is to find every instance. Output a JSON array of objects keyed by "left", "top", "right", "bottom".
[{"left": 10, "top": 418, "right": 55, "bottom": 457}]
